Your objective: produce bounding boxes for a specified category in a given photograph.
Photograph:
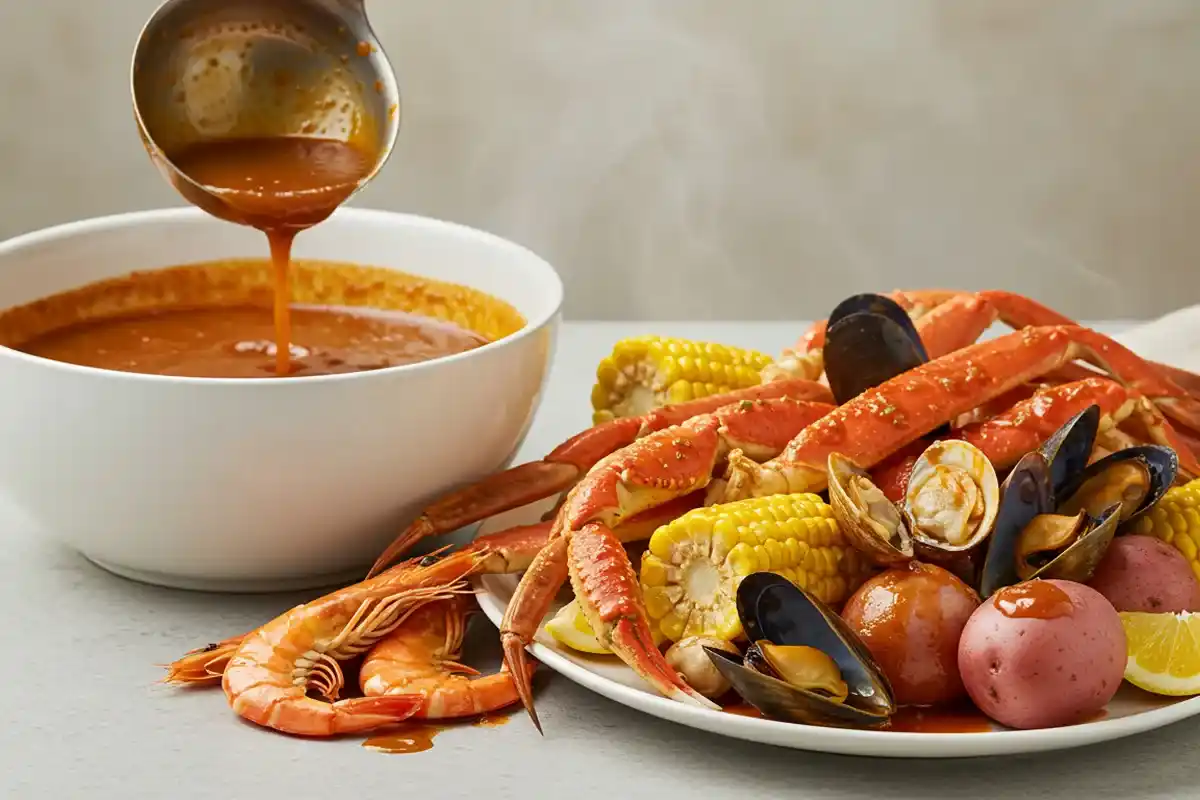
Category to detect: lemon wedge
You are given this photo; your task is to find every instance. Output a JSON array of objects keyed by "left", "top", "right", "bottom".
[
  {"left": 544, "top": 600, "right": 612, "bottom": 655},
  {"left": 1120, "top": 611, "right": 1200, "bottom": 696},
  {"left": 543, "top": 599, "right": 669, "bottom": 655}
]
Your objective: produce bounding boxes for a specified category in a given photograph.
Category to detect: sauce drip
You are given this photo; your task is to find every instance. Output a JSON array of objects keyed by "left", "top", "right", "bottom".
[
  {"left": 720, "top": 703, "right": 765, "bottom": 719},
  {"left": 362, "top": 712, "right": 513, "bottom": 755},
  {"left": 994, "top": 580, "right": 1074, "bottom": 620},
  {"left": 168, "top": 136, "right": 376, "bottom": 375}
]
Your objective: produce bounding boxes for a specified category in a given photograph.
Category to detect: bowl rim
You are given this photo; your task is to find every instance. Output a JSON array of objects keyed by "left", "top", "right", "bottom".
[{"left": 0, "top": 206, "right": 564, "bottom": 387}]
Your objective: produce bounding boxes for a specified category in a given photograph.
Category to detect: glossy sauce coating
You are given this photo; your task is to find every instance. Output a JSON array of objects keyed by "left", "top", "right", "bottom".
[
  {"left": 993, "top": 580, "right": 1074, "bottom": 620},
  {"left": 168, "top": 136, "right": 377, "bottom": 375},
  {"left": 17, "top": 304, "right": 486, "bottom": 378},
  {"left": 840, "top": 561, "right": 981, "bottom": 707}
]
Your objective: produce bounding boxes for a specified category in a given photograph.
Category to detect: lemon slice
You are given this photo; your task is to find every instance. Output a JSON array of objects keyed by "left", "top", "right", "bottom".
[
  {"left": 544, "top": 600, "right": 612, "bottom": 655},
  {"left": 543, "top": 599, "right": 669, "bottom": 655},
  {"left": 1120, "top": 611, "right": 1200, "bottom": 696}
]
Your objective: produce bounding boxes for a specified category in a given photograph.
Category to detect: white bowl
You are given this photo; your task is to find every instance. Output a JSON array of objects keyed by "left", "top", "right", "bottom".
[{"left": 0, "top": 207, "right": 562, "bottom": 592}]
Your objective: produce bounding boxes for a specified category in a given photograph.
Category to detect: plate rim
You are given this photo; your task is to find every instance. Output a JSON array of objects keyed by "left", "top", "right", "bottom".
[{"left": 473, "top": 572, "right": 1200, "bottom": 758}]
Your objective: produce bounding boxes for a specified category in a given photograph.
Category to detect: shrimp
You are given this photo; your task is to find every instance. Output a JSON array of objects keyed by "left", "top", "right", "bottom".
[
  {"left": 220, "top": 546, "right": 486, "bottom": 737},
  {"left": 359, "top": 593, "right": 534, "bottom": 719}
]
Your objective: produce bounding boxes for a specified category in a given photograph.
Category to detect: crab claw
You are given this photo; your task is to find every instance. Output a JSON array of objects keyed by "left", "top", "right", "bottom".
[{"left": 569, "top": 522, "right": 718, "bottom": 710}]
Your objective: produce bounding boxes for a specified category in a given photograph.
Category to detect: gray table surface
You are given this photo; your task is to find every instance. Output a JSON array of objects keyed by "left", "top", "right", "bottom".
[{"left": 5, "top": 320, "right": 1196, "bottom": 800}]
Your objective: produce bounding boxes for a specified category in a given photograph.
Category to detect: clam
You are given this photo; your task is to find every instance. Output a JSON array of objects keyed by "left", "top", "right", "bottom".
[
  {"left": 904, "top": 439, "right": 1000, "bottom": 558},
  {"left": 703, "top": 572, "right": 894, "bottom": 728},
  {"left": 823, "top": 294, "right": 928, "bottom": 405},
  {"left": 827, "top": 452, "right": 915, "bottom": 566}
]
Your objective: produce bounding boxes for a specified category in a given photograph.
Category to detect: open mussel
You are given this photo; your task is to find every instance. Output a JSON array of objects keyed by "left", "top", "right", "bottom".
[
  {"left": 703, "top": 572, "right": 894, "bottom": 728},
  {"left": 1058, "top": 445, "right": 1178, "bottom": 525},
  {"left": 978, "top": 412, "right": 1178, "bottom": 597},
  {"left": 1037, "top": 405, "right": 1101, "bottom": 500}
]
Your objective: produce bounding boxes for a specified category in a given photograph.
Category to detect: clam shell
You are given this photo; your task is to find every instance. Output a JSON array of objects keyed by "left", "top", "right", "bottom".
[
  {"left": 903, "top": 439, "right": 1000, "bottom": 555},
  {"left": 826, "top": 452, "right": 914, "bottom": 566}
]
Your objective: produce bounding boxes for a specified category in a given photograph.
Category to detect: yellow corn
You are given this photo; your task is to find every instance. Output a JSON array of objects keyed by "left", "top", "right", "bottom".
[
  {"left": 590, "top": 336, "right": 773, "bottom": 425},
  {"left": 638, "top": 493, "right": 874, "bottom": 644},
  {"left": 1129, "top": 478, "right": 1200, "bottom": 582}
]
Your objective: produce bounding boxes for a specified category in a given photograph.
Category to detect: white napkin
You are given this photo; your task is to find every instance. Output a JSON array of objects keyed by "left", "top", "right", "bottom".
[{"left": 1114, "top": 305, "right": 1200, "bottom": 372}]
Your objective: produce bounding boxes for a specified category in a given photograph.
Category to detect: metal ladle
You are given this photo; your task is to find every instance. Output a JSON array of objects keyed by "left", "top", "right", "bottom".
[{"left": 130, "top": 0, "right": 400, "bottom": 226}]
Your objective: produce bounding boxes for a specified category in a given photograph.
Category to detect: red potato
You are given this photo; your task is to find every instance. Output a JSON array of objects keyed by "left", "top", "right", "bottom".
[
  {"left": 840, "top": 561, "right": 981, "bottom": 707},
  {"left": 1087, "top": 535, "right": 1200, "bottom": 613},
  {"left": 958, "top": 579, "right": 1126, "bottom": 730}
]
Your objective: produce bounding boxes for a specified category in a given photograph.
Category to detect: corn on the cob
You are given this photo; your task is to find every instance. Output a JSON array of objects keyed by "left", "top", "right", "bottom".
[
  {"left": 1129, "top": 478, "right": 1200, "bottom": 582},
  {"left": 638, "top": 493, "right": 874, "bottom": 643},
  {"left": 590, "top": 336, "right": 773, "bottom": 425}
]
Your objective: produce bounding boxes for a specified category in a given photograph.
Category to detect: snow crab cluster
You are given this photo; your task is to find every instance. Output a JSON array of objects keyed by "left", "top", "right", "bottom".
[{"left": 164, "top": 289, "right": 1200, "bottom": 737}]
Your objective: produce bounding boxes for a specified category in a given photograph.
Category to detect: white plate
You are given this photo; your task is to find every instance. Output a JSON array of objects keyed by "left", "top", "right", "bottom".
[
  {"left": 471, "top": 316, "right": 1200, "bottom": 758},
  {"left": 471, "top": 497, "right": 1200, "bottom": 758}
]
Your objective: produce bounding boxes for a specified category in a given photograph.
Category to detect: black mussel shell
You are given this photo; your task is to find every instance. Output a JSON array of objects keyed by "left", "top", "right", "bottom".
[
  {"left": 824, "top": 312, "right": 927, "bottom": 405},
  {"left": 734, "top": 572, "right": 894, "bottom": 713},
  {"left": 1037, "top": 405, "right": 1101, "bottom": 502},
  {"left": 704, "top": 646, "right": 889, "bottom": 729},
  {"left": 1021, "top": 502, "right": 1122, "bottom": 584},
  {"left": 978, "top": 451, "right": 1055, "bottom": 598},
  {"left": 827, "top": 293, "right": 930, "bottom": 362},
  {"left": 1058, "top": 445, "right": 1178, "bottom": 526}
]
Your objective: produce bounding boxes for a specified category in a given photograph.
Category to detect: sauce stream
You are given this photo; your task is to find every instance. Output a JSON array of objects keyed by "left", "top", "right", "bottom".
[{"left": 168, "top": 136, "right": 377, "bottom": 375}]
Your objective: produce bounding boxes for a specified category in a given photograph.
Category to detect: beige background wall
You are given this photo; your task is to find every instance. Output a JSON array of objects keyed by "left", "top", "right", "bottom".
[{"left": 1, "top": 1, "right": 1195, "bottom": 320}]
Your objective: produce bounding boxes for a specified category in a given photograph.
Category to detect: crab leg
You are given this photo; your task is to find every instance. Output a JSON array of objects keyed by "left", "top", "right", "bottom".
[
  {"left": 366, "top": 378, "right": 833, "bottom": 577},
  {"left": 722, "top": 325, "right": 1200, "bottom": 502},
  {"left": 870, "top": 377, "right": 1200, "bottom": 500},
  {"left": 501, "top": 398, "right": 837, "bottom": 730},
  {"left": 900, "top": 290, "right": 1200, "bottom": 428}
]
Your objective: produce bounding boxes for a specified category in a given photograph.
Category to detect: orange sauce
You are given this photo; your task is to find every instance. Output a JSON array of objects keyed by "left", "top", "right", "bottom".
[
  {"left": 362, "top": 711, "right": 514, "bottom": 755},
  {"left": 16, "top": 304, "right": 486, "bottom": 378},
  {"left": 994, "top": 580, "right": 1074, "bottom": 620},
  {"left": 721, "top": 703, "right": 765, "bottom": 719},
  {"left": 167, "top": 136, "right": 376, "bottom": 375},
  {"left": 885, "top": 704, "right": 995, "bottom": 733}
]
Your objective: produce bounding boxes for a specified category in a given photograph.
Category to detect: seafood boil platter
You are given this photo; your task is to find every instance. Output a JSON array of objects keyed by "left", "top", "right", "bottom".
[
  {"left": 27, "top": 0, "right": 1196, "bottom": 763},
  {"left": 160, "top": 290, "right": 1200, "bottom": 759}
]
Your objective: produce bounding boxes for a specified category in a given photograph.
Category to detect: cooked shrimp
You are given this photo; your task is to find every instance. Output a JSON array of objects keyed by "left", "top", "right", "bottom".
[
  {"left": 359, "top": 593, "right": 534, "bottom": 719},
  {"left": 221, "top": 547, "right": 487, "bottom": 736}
]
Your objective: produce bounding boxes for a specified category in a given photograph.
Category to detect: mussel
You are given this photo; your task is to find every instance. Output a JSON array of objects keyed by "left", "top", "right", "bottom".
[
  {"left": 978, "top": 409, "right": 1179, "bottom": 597},
  {"left": 826, "top": 440, "right": 1000, "bottom": 576},
  {"left": 704, "top": 572, "right": 894, "bottom": 728},
  {"left": 823, "top": 294, "right": 928, "bottom": 406}
]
